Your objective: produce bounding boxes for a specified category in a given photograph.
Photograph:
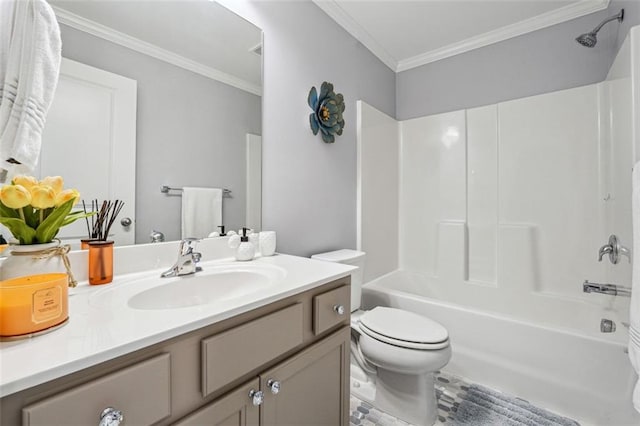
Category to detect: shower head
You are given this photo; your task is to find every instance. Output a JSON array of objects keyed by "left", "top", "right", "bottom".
[
  {"left": 576, "top": 9, "right": 624, "bottom": 48},
  {"left": 576, "top": 31, "right": 598, "bottom": 47}
]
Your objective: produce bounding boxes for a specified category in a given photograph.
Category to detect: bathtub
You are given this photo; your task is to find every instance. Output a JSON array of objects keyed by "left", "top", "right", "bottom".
[{"left": 361, "top": 270, "right": 640, "bottom": 426}]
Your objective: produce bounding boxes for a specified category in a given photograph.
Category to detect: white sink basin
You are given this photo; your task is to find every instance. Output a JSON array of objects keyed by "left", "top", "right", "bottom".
[{"left": 89, "top": 263, "right": 287, "bottom": 310}]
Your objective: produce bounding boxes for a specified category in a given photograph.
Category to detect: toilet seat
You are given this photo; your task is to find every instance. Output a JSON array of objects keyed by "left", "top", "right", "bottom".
[{"left": 359, "top": 307, "right": 449, "bottom": 350}]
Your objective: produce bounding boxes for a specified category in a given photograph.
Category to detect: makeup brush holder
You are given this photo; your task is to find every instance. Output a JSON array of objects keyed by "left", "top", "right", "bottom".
[
  {"left": 80, "top": 238, "right": 100, "bottom": 250},
  {"left": 88, "top": 241, "right": 114, "bottom": 285}
]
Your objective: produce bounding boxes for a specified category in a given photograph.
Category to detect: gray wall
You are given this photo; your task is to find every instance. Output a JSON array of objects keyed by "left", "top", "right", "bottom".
[
  {"left": 397, "top": 3, "right": 639, "bottom": 120},
  {"left": 222, "top": 1, "right": 396, "bottom": 257},
  {"left": 609, "top": 0, "right": 640, "bottom": 54},
  {"left": 59, "top": 24, "right": 262, "bottom": 243},
  {"left": 61, "top": 1, "right": 624, "bottom": 257}
]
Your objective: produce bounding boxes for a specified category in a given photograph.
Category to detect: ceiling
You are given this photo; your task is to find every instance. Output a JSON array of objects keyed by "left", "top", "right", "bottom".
[{"left": 313, "top": 0, "right": 610, "bottom": 72}]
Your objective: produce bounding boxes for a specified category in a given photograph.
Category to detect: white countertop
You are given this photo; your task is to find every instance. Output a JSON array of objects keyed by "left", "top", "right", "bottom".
[{"left": 0, "top": 253, "right": 355, "bottom": 397}]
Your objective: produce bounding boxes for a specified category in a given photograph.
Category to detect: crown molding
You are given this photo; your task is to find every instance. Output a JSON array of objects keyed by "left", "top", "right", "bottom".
[
  {"left": 312, "top": 0, "right": 398, "bottom": 71},
  {"left": 397, "top": 0, "right": 610, "bottom": 71},
  {"left": 52, "top": 6, "right": 262, "bottom": 96},
  {"left": 313, "top": 0, "right": 610, "bottom": 73}
]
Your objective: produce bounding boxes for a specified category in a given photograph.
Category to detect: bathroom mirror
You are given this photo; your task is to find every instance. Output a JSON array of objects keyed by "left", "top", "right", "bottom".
[{"left": 5, "top": 0, "right": 262, "bottom": 246}]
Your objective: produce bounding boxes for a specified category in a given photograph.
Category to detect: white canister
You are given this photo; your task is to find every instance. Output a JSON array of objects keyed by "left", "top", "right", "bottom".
[{"left": 259, "top": 231, "right": 276, "bottom": 256}]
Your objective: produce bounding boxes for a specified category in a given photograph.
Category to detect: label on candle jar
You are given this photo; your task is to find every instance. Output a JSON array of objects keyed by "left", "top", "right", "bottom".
[{"left": 32, "top": 287, "right": 62, "bottom": 323}]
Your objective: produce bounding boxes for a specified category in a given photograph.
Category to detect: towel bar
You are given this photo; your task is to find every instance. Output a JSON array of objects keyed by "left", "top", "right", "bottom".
[{"left": 161, "top": 185, "right": 231, "bottom": 196}]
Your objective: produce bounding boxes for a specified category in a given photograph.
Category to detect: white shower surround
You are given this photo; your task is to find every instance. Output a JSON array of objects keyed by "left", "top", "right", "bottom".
[
  {"left": 396, "top": 74, "right": 636, "bottom": 339},
  {"left": 357, "top": 26, "right": 640, "bottom": 424}
]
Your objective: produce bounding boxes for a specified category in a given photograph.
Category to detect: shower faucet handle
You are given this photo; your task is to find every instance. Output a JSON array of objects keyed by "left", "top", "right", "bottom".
[
  {"left": 598, "top": 234, "right": 630, "bottom": 264},
  {"left": 619, "top": 245, "right": 631, "bottom": 263},
  {"left": 597, "top": 244, "right": 613, "bottom": 262}
]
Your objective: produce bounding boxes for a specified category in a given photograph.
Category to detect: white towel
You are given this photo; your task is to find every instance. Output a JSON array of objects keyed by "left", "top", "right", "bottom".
[
  {"left": 630, "top": 162, "right": 640, "bottom": 413},
  {"left": 0, "top": 0, "right": 61, "bottom": 182},
  {"left": 181, "top": 187, "right": 223, "bottom": 239}
]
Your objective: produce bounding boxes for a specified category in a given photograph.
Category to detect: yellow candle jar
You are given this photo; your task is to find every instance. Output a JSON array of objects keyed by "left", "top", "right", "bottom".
[{"left": 0, "top": 273, "right": 69, "bottom": 337}]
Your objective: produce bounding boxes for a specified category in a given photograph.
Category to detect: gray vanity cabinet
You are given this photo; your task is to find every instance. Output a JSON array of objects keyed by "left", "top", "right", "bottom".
[
  {"left": 1, "top": 278, "right": 351, "bottom": 426},
  {"left": 177, "top": 326, "right": 349, "bottom": 426}
]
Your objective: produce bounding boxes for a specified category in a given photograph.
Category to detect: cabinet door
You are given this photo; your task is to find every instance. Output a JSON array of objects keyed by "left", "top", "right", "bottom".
[
  {"left": 260, "top": 326, "right": 350, "bottom": 426},
  {"left": 175, "top": 378, "right": 260, "bottom": 426}
]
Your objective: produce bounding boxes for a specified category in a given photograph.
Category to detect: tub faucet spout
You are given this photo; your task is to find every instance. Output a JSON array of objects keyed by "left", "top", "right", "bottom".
[{"left": 583, "top": 280, "right": 631, "bottom": 297}]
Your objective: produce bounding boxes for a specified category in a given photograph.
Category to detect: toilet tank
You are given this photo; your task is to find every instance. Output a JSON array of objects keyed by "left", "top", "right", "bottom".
[{"left": 310, "top": 249, "right": 365, "bottom": 312}]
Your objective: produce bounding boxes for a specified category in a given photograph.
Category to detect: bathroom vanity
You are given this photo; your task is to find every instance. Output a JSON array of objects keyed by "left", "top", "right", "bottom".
[{"left": 0, "top": 250, "right": 353, "bottom": 426}]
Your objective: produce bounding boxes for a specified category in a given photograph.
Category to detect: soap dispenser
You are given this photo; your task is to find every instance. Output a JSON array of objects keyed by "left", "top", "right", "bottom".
[{"left": 235, "top": 227, "right": 255, "bottom": 261}]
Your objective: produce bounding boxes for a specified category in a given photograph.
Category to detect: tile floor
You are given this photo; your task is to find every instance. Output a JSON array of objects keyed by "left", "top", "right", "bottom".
[
  {"left": 350, "top": 371, "right": 585, "bottom": 426},
  {"left": 349, "top": 371, "right": 468, "bottom": 426}
]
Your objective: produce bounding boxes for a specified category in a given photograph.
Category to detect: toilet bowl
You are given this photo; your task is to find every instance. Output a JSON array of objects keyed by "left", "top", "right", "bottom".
[{"left": 311, "top": 250, "right": 451, "bottom": 426}]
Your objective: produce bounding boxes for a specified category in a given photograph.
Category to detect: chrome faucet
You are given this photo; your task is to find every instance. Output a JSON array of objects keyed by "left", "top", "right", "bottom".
[
  {"left": 150, "top": 229, "right": 165, "bottom": 243},
  {"left": 161, "top": 238, "right": 202, "bottom": 278}
]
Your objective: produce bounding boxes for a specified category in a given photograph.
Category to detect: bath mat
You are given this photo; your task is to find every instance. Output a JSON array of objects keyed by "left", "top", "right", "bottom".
[{"left": 452, "top": 384, "right": 580, "bottom": 426}]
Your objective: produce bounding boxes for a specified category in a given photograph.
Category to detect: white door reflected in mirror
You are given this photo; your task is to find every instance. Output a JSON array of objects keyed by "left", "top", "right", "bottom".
[{"left": 39, "top": 58, "right": 137, "bottom": 247}]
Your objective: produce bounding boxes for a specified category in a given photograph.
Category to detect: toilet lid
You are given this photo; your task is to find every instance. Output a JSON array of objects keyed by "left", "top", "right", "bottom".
[{"left": 359, "top": 307, "right": 449, "bottom": 350}]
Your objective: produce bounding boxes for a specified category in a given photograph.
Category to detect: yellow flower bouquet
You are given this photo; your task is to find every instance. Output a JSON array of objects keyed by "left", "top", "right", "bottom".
[{"left": 0, "top": 175, "right": 92, "bottom": 245}]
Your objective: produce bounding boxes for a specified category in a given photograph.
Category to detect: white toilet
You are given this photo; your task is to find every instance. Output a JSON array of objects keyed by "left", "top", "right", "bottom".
[{"left": 311, "top": 249, "right": 451, "bottom": 426}]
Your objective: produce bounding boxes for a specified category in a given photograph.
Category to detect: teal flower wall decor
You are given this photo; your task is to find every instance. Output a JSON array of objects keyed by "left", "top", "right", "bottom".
[{"left": 308, "top": 82, "right": 345, "bottom": 143}]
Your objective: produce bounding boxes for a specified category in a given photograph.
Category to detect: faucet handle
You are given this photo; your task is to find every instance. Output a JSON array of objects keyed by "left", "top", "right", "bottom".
[
  {"left": 150, "top": 230, "right": 165, "bottom": 243},
  {"left": 619, "top": 245, "right": 631, "bottom": 263},
  {"left": 598, "top": 244, "right": 613, "bottom": 262},
  {"left": 179, "top": 238, "right": 201, "bottom": 255},
  {"left": 598, "top": 234, "right": 631, "bottom": 264}
]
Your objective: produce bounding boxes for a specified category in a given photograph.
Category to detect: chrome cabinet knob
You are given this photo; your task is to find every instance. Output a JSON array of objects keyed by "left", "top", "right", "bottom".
[
  {"left": 333, "top": 304, "right": 345, "bottom": 315},
  {"left": 267, "top": 379, "right": 281, "bottom": 394},
  {"left": 249, "top": 389, "right": 264, "bottom": 406},
  {"left": 99, "top": 407, "right": 123, "bottom": 426},
  {"left": 120, "top": 217, "right": 132, "bottom": 227}
]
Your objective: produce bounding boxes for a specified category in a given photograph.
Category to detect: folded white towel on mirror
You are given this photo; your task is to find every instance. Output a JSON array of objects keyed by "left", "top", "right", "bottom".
[
  {"left": 630, "top": 161, "right": 640, "bottom": 413},
  {"left": 181, "top": 187, "right": 223, "bottom": 239},
  {"left": 0, "top": 0, "right": 61, "bottom": 180}
]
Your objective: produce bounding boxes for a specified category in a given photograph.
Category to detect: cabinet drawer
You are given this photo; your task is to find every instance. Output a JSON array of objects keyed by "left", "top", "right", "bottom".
[
  {"left": 202, "top": 303, "right": 303, "bottom": 396},
  {"left": 313, "top": 285, "right": 350, "bottom": 335},
  {"left": 22, "top": 353, "right": 171, "bottom": 426}
]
